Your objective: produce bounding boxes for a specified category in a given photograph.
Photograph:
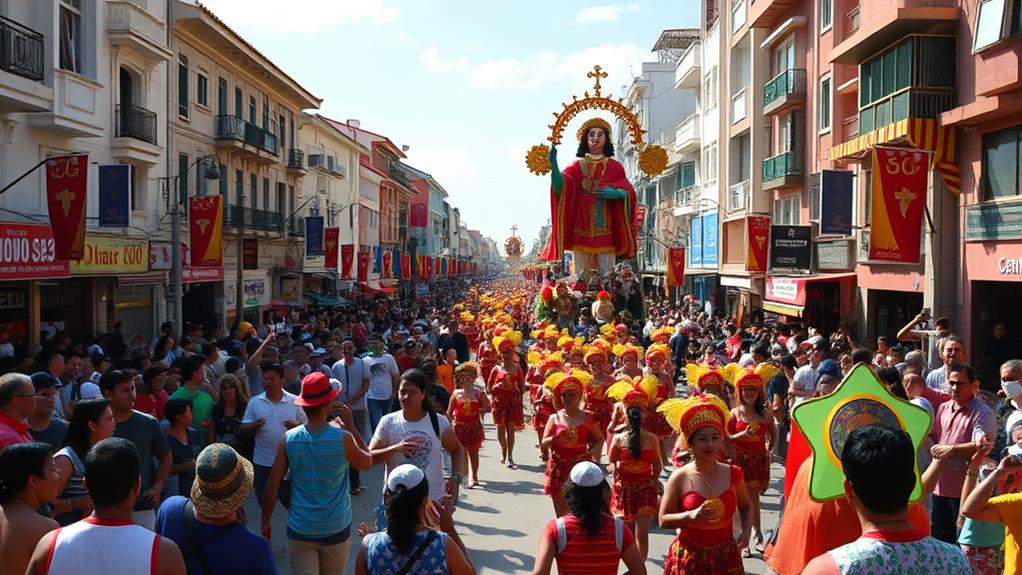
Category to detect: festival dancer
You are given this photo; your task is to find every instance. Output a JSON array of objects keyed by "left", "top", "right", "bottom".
[
  {"left": 643, "top": 343, "right": 676, "bottom": 468},
  {"left": 613, "top": 343, "right": 644, "bottom": 379},
  {"left": 527, "top": 351, "right": 562, "bottom": 462},
  {"left": 723, "top": 363, "right": 778, "bottom": 557},
  {"left": 487, "top": 331, "right": 525, "bottom": 468},
  {"left": 447, "top": 362, "right": 490, "bottom": 488},
  {"left": 605, "top": 375, "right": 662, "bottom": 560},
  {"left": 582, "top": 344, "right": 615, "bottom": 459},
  {"left": 671, "top": 363, "right": 732, "bottom": 467},
  {"left": 542, "top": 369, "right": 604, "bottom": 517},
  {"left": 477, "top": 337, "right": 498, "bottom": 386},
  {"left": 658, "top": 394, "right": 751, "bottom": 575}
]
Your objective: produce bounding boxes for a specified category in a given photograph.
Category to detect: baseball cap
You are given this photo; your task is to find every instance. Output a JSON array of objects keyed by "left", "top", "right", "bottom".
[{"left": 569, "top": 461, "right": 605, "bottom": 487}]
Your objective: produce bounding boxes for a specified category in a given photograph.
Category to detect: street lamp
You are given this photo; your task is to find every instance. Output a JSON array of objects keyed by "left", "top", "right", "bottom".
[{"left": 161, "top": 154, "right": 219, "bottom": 333}]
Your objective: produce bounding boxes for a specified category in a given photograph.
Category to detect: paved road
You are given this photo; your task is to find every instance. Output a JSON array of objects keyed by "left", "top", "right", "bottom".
[{"left": 248, "top": 418, "right": 782, "bottom": 574}]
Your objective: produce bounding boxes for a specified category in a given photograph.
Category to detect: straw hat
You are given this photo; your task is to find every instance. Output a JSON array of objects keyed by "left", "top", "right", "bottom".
[{"left": 190, "top": 443, "right": 253, "bottom": 519}]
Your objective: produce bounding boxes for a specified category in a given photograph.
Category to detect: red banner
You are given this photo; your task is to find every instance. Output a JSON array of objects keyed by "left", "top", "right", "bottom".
[
  {"left": 635, "top": 205, "right": 647, "bottom": 230},
  {"left": 400, "top": 253, "right": 411, "bottom": 279},
  {"left": 340, "top": 244, "right": 354, "bottom": 278},
  {"left": 324, "top": 228, "right": 339, "bottom": 269},
  {"left": 188, "top": 196, "right": 223, "bottom": 267},
  {"left": 665, "top": 247, "right": 685, "bottom": 295},
  {"left": 869, "top": 146, "right": 928, "bottom": 263},
  {"left": 357, "top": 250, "right": 369, "bottom": 282},
  {"left": 746, "top": 216, "right": 770, "bottom": 273},
  {"left": 0, "top": 223, "right": 69, "bottom": 280},
  {"left": 45, "top": 154, "right": 89, "bottom": 260},
  {"left": 382, "top": 250, "right": 392, "bottom": 279}
]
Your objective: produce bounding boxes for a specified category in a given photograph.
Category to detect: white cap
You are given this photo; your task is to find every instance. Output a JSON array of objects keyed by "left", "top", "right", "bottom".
[
  {"left": 387, "top": 464, "right": 425, "bottom": 492},
  {"left": 569, "top": 461, "right": 604, "bottom": 488},
  {"left": 1007, "top": 410, "right": 1022, "bottom": 438}
]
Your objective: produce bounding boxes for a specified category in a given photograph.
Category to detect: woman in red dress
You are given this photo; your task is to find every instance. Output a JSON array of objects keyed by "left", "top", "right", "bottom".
[
  {"left": 527, "top": 350, "right": 563, "bottom": 462},
  {"left": 671, "top": 364, "right": 733, "bottom": 467},
  {"left": 542, "top": 368, "right": 604, "bottom": 517},
  {"left": 477, "top": 336, "right": 498, "bottom": 386},
  {"left": 606, "top": 375, "right": 662, "bottom": 560},
  {"left": 658, "top": 394, "right": 751, "bottom": 575},
  {"left": 723, "top": 363, "right": 778, "bottom": 556},
  {"left": 487, "top": 332, "right": 525, "bottom": 468},
  {"left": 643, "top": 343, "right": 676, "bottom": 468},
  {"left": 582, "top": 345, "right": 615, "bottom": 460},
  {"left": 613, "top": 343, "right": 644, "bottom": 379},
  {"left": 447, "top": 362, "right": 490, "bottom": 488}
]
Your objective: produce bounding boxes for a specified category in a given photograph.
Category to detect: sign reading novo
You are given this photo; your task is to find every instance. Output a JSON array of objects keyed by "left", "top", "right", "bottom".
[
  {"left": 0, "top": 223, "right": 69, "bottom": 280},
  {"left": 70, "top": 235, "right": 149, "bottom": 275}
]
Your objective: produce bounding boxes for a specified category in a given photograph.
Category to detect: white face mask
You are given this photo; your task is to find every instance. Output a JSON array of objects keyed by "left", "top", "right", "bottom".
[{"left": 1002, "top": 380, "right": 1022, "bottom": 399}]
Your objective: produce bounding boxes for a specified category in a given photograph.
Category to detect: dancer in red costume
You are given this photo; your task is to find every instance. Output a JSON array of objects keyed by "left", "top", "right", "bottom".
[
  {"left": 658, "top": 394, "right": 751, "bottom": 575},
  {"left": 613, "top": 343, "right": 644, "bottom": 379},
  {"left": 542, "top": 369, "right": 604, "bottom": 517},
  {"left": 447, "top": 362, "right": 490, "bottom": 488},
  {"left": 581, "top": 344, "right": 614, "bottom": 458},
  {"left": 643, "top": 343, "right": 676, "bottom": 468},
  {"left": 606, "top": 375, "right": 662, "bottom": 561},
  {"left": 526, "top": 350, "right": 563, "bottom": 462},
  {"left": 487, "top": 332, "right": 525, "bottom": 468}
]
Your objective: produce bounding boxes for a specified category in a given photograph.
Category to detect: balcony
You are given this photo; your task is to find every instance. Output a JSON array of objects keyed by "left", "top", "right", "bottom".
[
  {"left": 27, "top": 70, "right": 103, "bottom": 137},
  {"left": 674, "top": 42, "right": 701, "bottom": 89},
  {"left": 830, "top": 0, "right": 959, "bottom": 64},
  {"left": 748, "top": 0, "right": 803, "bottom": 29},
  {"left": 842, "top": 114, "right": 860, "bottom": 139},
  {"left": 215, "top": 115, "right": 279, "bottom": 163},
  {"left": 762, "top": 150, "right": 804, "bottom": 190},
  {"left": 858, "top": 88, "right": 955, "bottom": 133},
  {"left": 0, "top": 16, "right": 51, "bottom": 113},
  {"left": 674, "top": 114, "right": 700, "bottom": 153},
  {"left": 223, "top": 204, "right": 283, "bottom": 232},
  {"left": 843, "top": 5, "right": 860, "bottom": 40},
  {"left": 287, "top": 148, "right": 305, "bottom": 173},
  {"left": 673, "top": 185, "right": 699, "bottom": 216},
  {"left": 287, "top": 216, "right": 305, "bottom": 237},
  {"left": 763, "top": 69, "right": 806, "bottom": 115},
  {"left": 115, "top": 104, "right": 157, "bottom": 145},
  {"left": 107, "top": 1, "right": 172, "bottom": 63},
  {"left": 728, "top": 180, "right": 750, "bottom": 213},
  {"left": 730, "top": 88, "right": 748, "bottom": 125}
]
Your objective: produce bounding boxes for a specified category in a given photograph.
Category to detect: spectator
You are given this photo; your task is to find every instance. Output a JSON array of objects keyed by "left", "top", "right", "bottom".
[
  {"left": 926, "top": 335, "right": 966, "bottom": 392},
  {"left": 957, "top": 436, "right": 1006, "bottom": 574},
  {"left": 101, "top": 369, "right": 171, "bottom": 530},
  {"left": 332, "top": 338, "right": 370, "bottom": 495},
  {"left": 165, "top": 398, "right": 202, "bottom": 498},
  {"left": 0, "top": 372, "right": 35, "bottom": 450},
  {"left": 962, "top": 414, "right": 1022, "bottom": 573},
  {"left": 27, "top": 437, "right": 186, "bottom": 575},
  {"left": 209, "top": 374, "right": 249, "bottom": 454},
  {"left": 53, "top": 398, "right": 114, "bottom": 526},
  {"left": 803, "top": 425, "right": 969, "bottom": 573},
  {"left": 27, "top": 372, "right": 67, "bottom": 451},
  {"left": 242, "top": 362, "right": 306, "bottom": 508},
  {"left": 156, "top": 443, "right": 276, "bottom": 575},
  {"left": 169, "top": 356, "right": 214, "bottom": 433},
  {"left": 767, "top": 354, "right": 795, "bottom": 462},
  {"left": 0, "top": 443, "right": 60, "bottom": 575},
  {"left": 135, "top": 366, "right": 170, "bottom": 422},
  {"left": 437, "top": 348, "right": 457, "bottom": 395},
  {"left": 364, "top": 334, "right": 400, "bottom": 434}
]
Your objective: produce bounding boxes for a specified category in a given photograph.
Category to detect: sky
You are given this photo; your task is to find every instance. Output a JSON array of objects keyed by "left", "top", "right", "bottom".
[{"left": 198, "top": 0, "right": 699, "bottom": 254}]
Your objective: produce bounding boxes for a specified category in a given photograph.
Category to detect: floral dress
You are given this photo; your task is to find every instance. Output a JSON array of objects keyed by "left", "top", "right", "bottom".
[
  {"left": 727, "top": 415, "right": 771, "bottom": 494},
  {"left": 544, "top": 415, "right": 594, "bottom": 496},
  {"left": 451, "top": 394, "right": 484, "bottom": 451},
  {"left": 664, "top": 465, "right": 745, "bottom": 575},
  {"left": 364, "top": 529, "right": 448, "bottom": 574}
]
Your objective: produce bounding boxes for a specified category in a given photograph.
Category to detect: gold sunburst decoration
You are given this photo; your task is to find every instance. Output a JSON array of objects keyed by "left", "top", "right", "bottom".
[{"left": 525, "top": 64, "right": 668, "bottom": 177}]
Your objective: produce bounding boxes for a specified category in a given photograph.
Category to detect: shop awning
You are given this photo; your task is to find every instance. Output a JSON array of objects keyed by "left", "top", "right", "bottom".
[
  {"left": 765, "top": 273, "right": 857, "bottom": 311},
  {"left": 828, "top": 117, "right": 960, "bottom": 194},
  {"left": 763, "top": 301, "right": 805, "bottom": 317},
  {"left": 304, "top": 291, "right": 353, "bottom": 307},
  {"left": 270, "top": 299, "right": 305, "bottom": 308},
  {"left": 360, "top": 280, "right": 398, "bottom": 294}
]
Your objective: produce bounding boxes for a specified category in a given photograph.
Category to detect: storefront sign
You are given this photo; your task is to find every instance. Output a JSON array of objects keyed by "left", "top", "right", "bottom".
[
  {"left": 869, "top": 147, "right": 927, "bottom": 263},
  {"left": 689, "top": 216, "right": 703, "bottom": 267},
  {"left": 817, "top": 240, "right": 855, "bottom": 271},
  {"left": 0, "top": 287, "right": 27, "bottom": 310},
  {"left": 232, "top": 275, "right": 270, "bottom": 309},
  {"left": 69, "top": 235, "right": 149, "bottom": 275},
  {"left": 998, "top": 257, "right": 1022, "bottom": 276},
  {"left": 769, "top": 225, "right": 812, "bottom": 273},
  {"left": 183, "top": 266, "right": 223, "bottom": 283},
  {"left": 819, "top": 170, "right": 854, "bottom": 236},
  {"left": 703, "top": 212, "right": 719, "bottom": 267},
  {"left": 765, "top": 277, "right": 807, "bottom": 306},
  {"left": 745, "top": 216, "right": 771, "bottom": 273},
  {"left": 0, "top": 223, "right": 69, "bottom": 280},
  {"left": 242, "top": 239, "right": 259, "bottom": 270},
  {"left": 966, "top": 202, "right": 1022, "bottom": 242}
]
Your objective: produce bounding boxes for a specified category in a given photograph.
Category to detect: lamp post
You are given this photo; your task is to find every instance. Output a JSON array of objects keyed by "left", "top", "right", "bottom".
[{"left": 162, "top": 154, "right": 220, "bottom": 333}]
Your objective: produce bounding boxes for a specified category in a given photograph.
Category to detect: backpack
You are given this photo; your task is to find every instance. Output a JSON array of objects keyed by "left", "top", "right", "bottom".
[{"left": 554, "top": 516, "right": 624, "bottom": 554}]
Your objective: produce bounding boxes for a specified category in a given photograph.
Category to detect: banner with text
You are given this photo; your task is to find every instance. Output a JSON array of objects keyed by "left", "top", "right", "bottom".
[
  {"left": 357, "top": 250, "right": 369, "bottom": 282},
  {"left": 666, "top": 247, "right": 686, "bottom": 295},
  {"left": 820, "top": 170, "right": 854, "bottom": 236},
  {"left": 69, "top": 235, "right": 149, "bottom": 275},
  {"left": 769, "top": 225, "right": 813, "bottom": 273},
  {"left": 0, "top": 223, "right": 69, "bottom": 280},
  {"left": 188, "top": 196, "right": 223, "bottom": 267},
  {"left": 400, "top": 253, "right": 411, "bottom": 279},
  {"left": 869, "top": 147, "right": 927, "bottom": 263},
  {"left": 46, "top": 154, "right": 88, "bottom": 260}
]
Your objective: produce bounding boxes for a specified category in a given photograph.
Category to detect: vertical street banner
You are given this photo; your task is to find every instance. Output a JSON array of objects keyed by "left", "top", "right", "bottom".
[
  {"left": 374, "top": 247, "right": 382, "bottom": 274},
  {"left": 820, "top": 170, "right": 854, "bottom": 236},
  {"left": 703, "top": 212, "right": 719, "bottom": 267},
  {"left": 340, "top": 244, "right": 354, "bottom": 278},
  {"left": 242, "top": 239, "right": 259, "bottom": 270},
  {"left": 357, "top": 250, "right": 369, "bottom": 282},
  {"left": 381, "top": 249, "right": 392, "bottom": 279},
  {"left": 324, "top": 228, "right": 339, "bottom": 269},
  {"left": 45, "top": 154, "right": 89, "bottom": 260},
  {"left": 400, "top": 253, "right": 411, "bottom": 279},
  {"left": 869, "top": 147, "right": 928, "bottom": 263},
  {"left": 451, "top": 259, "right": 458, "bottom": 276},
  {"left": 98, "top": 165, "right": 130, "bottom": 228},
  {"left": 689, "top": 216, "right": 703, "bottom": 267},
  {"left": 188, "top": 196, "right": 224, "bottom": 267},
  {"left": 305, "top": 216, "right": 324, "bottom": 256},
  {"left": 434, "top": 257, "right": 441, "bottom": 278},
  {"left": 441, "top": 257, "right": 448, "bottom": 276},
  {"left": 392, "top": 248, "right": 401, "bottom": 278},
  {"left": 745, "top": 215, "right": 771, "bottom": 273},
  {"left": 665, "top": 247, "right": 686, "bottom": 296}
]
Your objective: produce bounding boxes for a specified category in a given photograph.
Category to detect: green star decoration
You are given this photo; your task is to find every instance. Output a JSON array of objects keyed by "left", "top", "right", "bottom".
[{"left": 791, "top": 363, "right": 933, "bottom": 503}]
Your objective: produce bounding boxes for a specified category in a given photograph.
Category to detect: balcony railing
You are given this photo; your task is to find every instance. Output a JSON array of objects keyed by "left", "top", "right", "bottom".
[
  {"left": 287, "top": 216, "right": 305, "bottom": 237},
  {"left": 763, "top": 69, "right": 807, "bottom": 107},
  {"left": 842, "top": 114, "right": 859, "bottom": 139},
  {"left": 728, "top": 180, "right": 749, "bottom": 212},
  {"left": 674, "top": 42, "right": 701, "bottom": 87},
  {"left": 223, "top": 204, "right": 283, "bottom": 232},
  {"left": 107, "top": 0, "right": 166, "bottom": 50},
  {"left": 244, "top": 123, "right": 278, "bottom": 155},
  {"left": 762, "top": 150, "right": 804, "bottom": 181},
  {"left": 731, "top": 88, "right": 747, "bottom": 124},
  {"left": 675, "top": 113, "right": 700, "bottom": 151},
  {"left": 288, "top": 148, "right": 304, "bottom": 170},
  {"left": 675, "top": 185, "right": 698, "bottom": 210},
  {"left": 215, "top": 115, "right": 278, "bottom": 155},
  {"left": 115, "top": 103, "right": 157, "bottom": 145},
  {"left": 0, "top": 16, "right": 44, "bottom": 82}
]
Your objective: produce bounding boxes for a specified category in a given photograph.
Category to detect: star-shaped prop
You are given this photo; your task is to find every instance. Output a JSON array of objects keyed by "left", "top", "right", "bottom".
[{"left": 791, "top": 363, "right": 932, "bottom": 503}]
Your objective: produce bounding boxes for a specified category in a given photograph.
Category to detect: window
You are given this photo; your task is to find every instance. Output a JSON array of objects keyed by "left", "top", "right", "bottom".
[
  {"left": 59, "top": 0, "right": 81, "bottom": 73},
  {"left": 773, "top": 194, "right": 801, "bottom": 225},
  {"left": 196, "top": 71, "right": 208, "bottom": 107},
  {"left": 178, "top": 154, "right": 189, "bottom": 205},
  {"left": 249, "top": 96, "right": 256, "bottom": 124},
  {"left": 975, "top": 0, "right": 1009, "bottom": 51},
  {"left": 819, "top": 0, "right": 832, "bottom": 32},
  {"left": 704, "top": 66, "right": 719, "bottom": 109},
  {"left": 219, "top": 164, "right": 228, "bottom": 197},
  {"left": 235, "top": 169, "right": 244, "bottom": 206},
  {"left": 218, "top": 78, "right": 228, "bottom": 115},
  {"left": 235, "top": 87, "right": 242, "bottom": 119},
  {"left": 249, "top": 174, "right": 257, "bottom": 208},
  {"left": 277, "top": 183, "right": 286, "bottom": 218},
  {"left": 262, "top": 177, "right": 270, "bottom": 211},
  {"left": 677, "top": 162, "right": 696, "bottom": 190},
  {"left": 819, "top": 77, "right": 832, "bottom": 131},
  {"left": 279, "top": 114, "right": 286, "bottom": 154},
  {"left": 262, "top": 96, "right": 269, "bottom": 130},
  {"left": 177, "top": 55, "right": 189, "bottom": 118},
  {"left": 982, "top": 126, "right": 1022, "bottom": 200},
  {"left": 288, "top": 185, "right": 295, "bottom": 224},
  {"left": 702, "top": 143, "right": 718, "bottom": 184}
]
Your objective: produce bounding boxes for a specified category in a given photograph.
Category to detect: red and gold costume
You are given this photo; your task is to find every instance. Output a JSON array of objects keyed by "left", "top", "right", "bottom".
[
  {"left": 613, "top": 343, "right": 644, "bottom": 379},
  {"left": 723, "top": 363, "right": 779, "bottom": 494},
  {"left": 543, "top": 369, "right": 596, "bottom": 496},
  {"left": 582, "top": 344, "right": 614, "bottom": 433},
  {"left": 527, "top": 351, "right": 562, "bottom": 432},
  {"left": 488, "top": 332, "right": 525, "bottom": 430},
  {"left": 642, "top": 344, "right": 675, "bottom": 438},
  {"left": 606, "top": 376, "right": 661, "bottom": 522},
  {"left": 452, "top": 394, "right": 485, "bottom": 451}
]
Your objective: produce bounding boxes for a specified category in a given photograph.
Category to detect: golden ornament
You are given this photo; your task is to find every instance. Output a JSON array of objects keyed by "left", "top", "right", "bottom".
[
  {"left": 526, "top": 144, "right": 552, "bottom": 175},
  {"left": 701, "top": 497, "right": 726, "bottom": 522},
  {"left": 638, "top": 145, "right": 669, "bottom": 177}
]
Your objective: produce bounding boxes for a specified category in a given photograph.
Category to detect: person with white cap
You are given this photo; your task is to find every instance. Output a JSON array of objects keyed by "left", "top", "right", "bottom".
[
  {"left": 261, "top": 372, "right": 375, "bottom": 574},
  {"left": 530, "top": 461, "right": 645, "bottom": 575},
  {"left": 354, "top": 464, "right": 474, "bottom": 575},
  {"left": 155, "top": 443, "right": 275, "bottom": 574}
]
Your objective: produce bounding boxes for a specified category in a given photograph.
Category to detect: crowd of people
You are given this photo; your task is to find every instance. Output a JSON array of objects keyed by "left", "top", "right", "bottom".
[{"left": 0, "top": 269, "right": 1021, "bottom": 574}]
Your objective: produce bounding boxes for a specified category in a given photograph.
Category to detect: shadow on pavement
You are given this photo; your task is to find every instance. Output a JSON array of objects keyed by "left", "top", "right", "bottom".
[{"left": 467, "top": 546, "right": 537, "bottom": 573}]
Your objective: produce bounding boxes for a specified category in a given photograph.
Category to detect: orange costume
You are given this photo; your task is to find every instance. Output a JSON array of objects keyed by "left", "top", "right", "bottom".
[
  {"left": 606, "top": 376, "right": 661, "bottom": 522},
  {"left": 451, "top": 395, "right": 484, "bottom": 451},
  {"left": 543, "top": 369, "right": 596, "bottom": 496},
  {"left": 723, "top": 363, "right": 779, "bottom": 494},
  {"left": 488, "top": 332, "right": 525, "bottom": 430},
  {"left": 642, "top": 344, "right": 675, "bottom": 439}
]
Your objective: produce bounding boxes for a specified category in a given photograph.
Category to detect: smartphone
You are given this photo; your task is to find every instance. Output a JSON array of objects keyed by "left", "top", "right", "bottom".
[{"left": 920, "top": 307, "right": 931, "bottom": 320}]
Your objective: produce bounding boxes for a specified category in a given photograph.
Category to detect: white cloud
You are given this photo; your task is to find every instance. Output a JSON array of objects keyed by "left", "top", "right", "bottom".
[
  {"left": 575, "top": 5, "right": 624, "bottom": 23},
  {"left": 418, "top": 46, "right": 469, "bottom": 74},
  {"left": 197, "top": 0, "right": 400, "bottom": 33},
  {"left": 628, "top": 3, "right": 641, "bottom": 12}
]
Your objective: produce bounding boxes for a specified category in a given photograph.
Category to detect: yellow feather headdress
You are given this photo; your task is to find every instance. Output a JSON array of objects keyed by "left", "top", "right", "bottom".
[
  {"left": 686, "top": 363, "right": 731, "bottom": 391},
  {"left": 606, "top": 375, "right": 660, "bottom": 409},
  {"left": 657, "top": 393, "right": 730, "bottom": 441},
  {"left": 544, "top": 368, "right": 593, "bottom": 398}
]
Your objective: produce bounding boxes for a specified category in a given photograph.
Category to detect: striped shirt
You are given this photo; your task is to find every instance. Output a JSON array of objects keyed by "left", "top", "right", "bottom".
[
  {"left": 284, "top": 424, "right": 351, "bottom": 539},
  {"left": 542, "top": 514, "right": 634, "bottom": 575}
]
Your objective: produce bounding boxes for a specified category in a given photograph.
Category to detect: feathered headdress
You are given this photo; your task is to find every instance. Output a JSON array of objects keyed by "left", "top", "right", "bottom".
[
  {"left": 454, "top": 362, "right": 479, "bottom": 377},
  {"left": 613, "top": 343, "right": 642, "bottom": 359},
  {"left": 645, "top": 343, "right": 671, "bottom": 363},
  {"left": 583, "top": 344, "right": 608, "bottom": 364},
  {"left": 723, "top": 362, "right": 780, "bottom": 391},
  {"left": 651, "top": 326, "right": 674, "bottom": 343},
  {"left": 606, "top": 375, "right": 660, "bottom": 410},
  {"left": 492, "top": 330, "right": 523, "bottom": 352},
  {"left": 599, "top": 323, "right": 618, "bottom": 341},
  {"left": 658, "top": 394, "right": 730, "bottom": 443},
  {"left": 544, "top": 368, "right": 593, "bottom": 399},
  {"left": 558, "top": 335, "right": 584, "bottom": 352},
  {"left": 685, "top": 363, "right": 730, "bottom": 392}
]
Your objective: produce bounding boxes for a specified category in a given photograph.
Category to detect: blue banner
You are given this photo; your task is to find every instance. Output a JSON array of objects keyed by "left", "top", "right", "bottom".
[
  {"left": 305, "top": 216, "right": 324, "bottom": 255},
  {"left": 373, "top": 246, "right": 382, "bottom": 273},
  {"left": 392, "top": 248, "right": 401, "bottom": 277},
  {"left": 441, "top": 257, "right": 448, "bottom": 275},
  {"left": 703, "top": 212, "right": 719, "bottom": 267},
  {"left": 690, "top": 216, "right": 703, "bottom": 267},
  {"left": 98, "top": 165, "right": 130, "bottom": 227},
  {"left": 820, "top": 170, "right": 854, "bottom": 236}
]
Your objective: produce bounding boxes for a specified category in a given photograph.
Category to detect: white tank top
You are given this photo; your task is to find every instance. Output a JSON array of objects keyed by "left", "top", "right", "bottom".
[{"left": 45, "top": 517, "right": 159, "bottom": 575}]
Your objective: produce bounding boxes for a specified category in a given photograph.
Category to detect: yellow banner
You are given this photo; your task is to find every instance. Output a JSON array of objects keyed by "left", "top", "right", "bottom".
[{"left": 69, "top": 235, "right": 150, "bottom": 275}]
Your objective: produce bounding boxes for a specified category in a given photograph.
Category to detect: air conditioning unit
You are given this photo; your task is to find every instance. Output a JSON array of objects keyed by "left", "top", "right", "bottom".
[{"left": 308, "top": 154, "right": 324, "bottom": 168}]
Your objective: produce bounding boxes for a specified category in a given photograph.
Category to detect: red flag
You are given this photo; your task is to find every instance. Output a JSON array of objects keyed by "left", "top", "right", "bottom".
[
  {"left": 746, "top": 216, "right": 770, "bottom": 273},
  {"left": 400, "top": 253, "right": 411, "bottom": 279},
  {"left": 357, "top": 250, "right": 369, "bottom": 282},
  {"left": 340, "top": 244, "right": 354, "bottom": 278},
  {"left": 324, "top": 228, "right": 339, "bottom": 268},
  {"left": 433, "top": 257, "right": 440, "bottom": 278},
  {"left": 382, "top": 250, "right": 392, "bottom": 279},
  {"left": 665, "top": 247, "right": 686, "bottom": 296},
  {"left": 46, "top": 154, "right": 89, "bottom": 260},
  {"left": 188, "top": 196, "right": 223, "bottom": 267},
  {"left": 869, "top": 147, "right": 928, "bottom": 263}
]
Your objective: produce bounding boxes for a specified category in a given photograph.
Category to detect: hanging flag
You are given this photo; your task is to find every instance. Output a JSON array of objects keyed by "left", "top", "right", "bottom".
[
  {"left": 357, "top": 250, "right": 369, "bottom": 282},
  {"left": 400, "top": 253, "right": 411, "bottom": 279},
  {"left": 441, "top": 257, "right": 447, "bottom": 276},
  {"left": 433, "top": 257, "right": 440, "bottom": 278},
  {"left": 869, "top": 146, "right": 928, "bottom": 263},
  {"left": 324, "top": 228, "right": 339, "bottom": 269},
  {"left": 382, "top": 249, "right": 392, "bottom": 279},
  {"left": 665, "top": 247, "right": 686, "bottom": 296},
  {"left": 392, "top": 248, "right": 401, "bottom": 278},
  {"left": 189, "top": 196, "right": 223, "bottom": 267},
  {"left": 98, "top": 164, "right": 130, "bottom": 228},
  {"left": 745, "top": 216, "right": 771, "bottom": 273},
  {"left": 340, "top": 244, "right": 354, "bottom": 278},
  {"left": 305, "top": 216, "right": 324, "bottom": 256},
  {"left": 46, "top": 154, "right": 89, "bottom": 260},
  {"left": 426, "top": 256, "right": 433, "bottom": 279},
  {"left": 374, "top": 247, "right": 382, "bottom": 274}
]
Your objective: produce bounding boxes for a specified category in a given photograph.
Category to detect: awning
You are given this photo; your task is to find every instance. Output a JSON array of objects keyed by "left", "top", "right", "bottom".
[
  {"left": 763, "top": 301, "right": 805, "bottom": 317},
  {"left": 117, "top": 272, "right": 166, "bottom": 286},
  {"left": 304, "top": 291, "right": 353, "bottom": 307},
  {"left": 270, "top": 299, "right": 305, "bottom": 308},
  {"left": 360, "top": 280, "right": 398, "bottom": 294},
  {"left": 828, "top": 117, "right": 960, "bottom": 194},
  {"left": 765, "top": 273, "right": 856, "bottom": 307}
]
